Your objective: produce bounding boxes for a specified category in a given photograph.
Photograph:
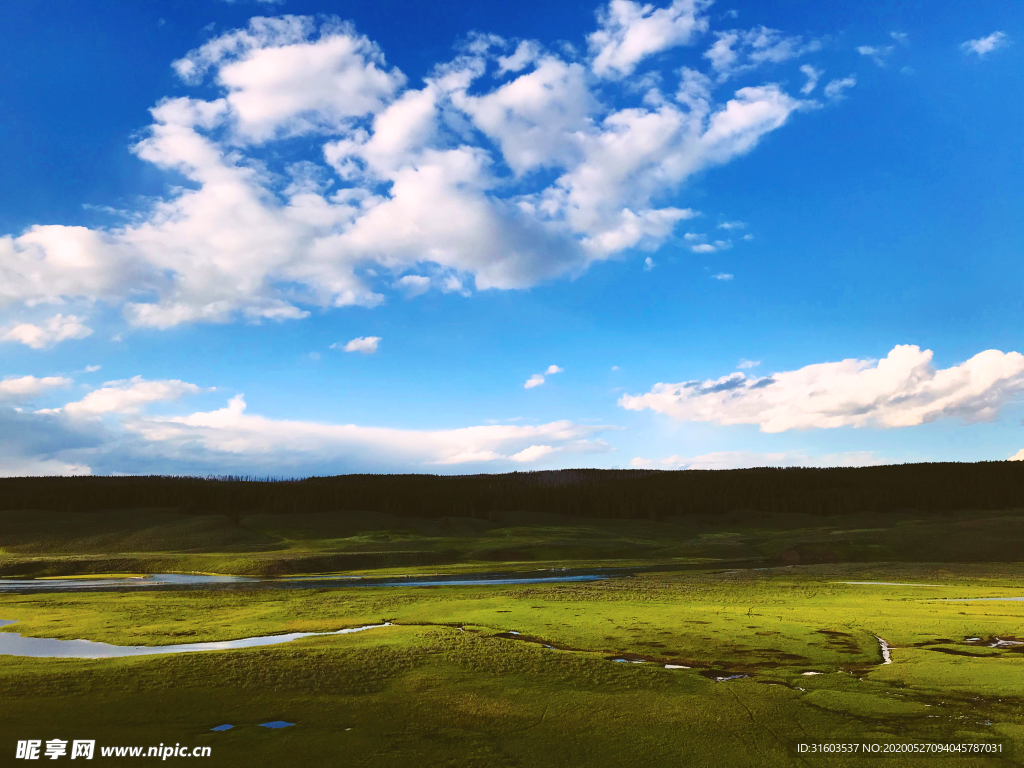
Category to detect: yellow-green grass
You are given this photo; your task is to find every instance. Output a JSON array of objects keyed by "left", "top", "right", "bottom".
[{"left": 0, "top": 564, "right": 1021, "bottom": 766}]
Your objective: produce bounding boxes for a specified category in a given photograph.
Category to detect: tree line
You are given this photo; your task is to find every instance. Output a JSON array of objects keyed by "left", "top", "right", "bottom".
[{"left": 1, "top": 462, "right": 1022, "bottom": 520}]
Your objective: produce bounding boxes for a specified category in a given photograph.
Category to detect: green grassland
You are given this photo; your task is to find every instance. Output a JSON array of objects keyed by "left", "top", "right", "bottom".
[
  {"left": 0, "top": 506, "right": 1020, "bottom": 577},
  {"left": 0, "top": 504, "right": 1021, "bottom": 766},
  {"left": 1, "top": 564, "right": 1022, "bottom": 767}
]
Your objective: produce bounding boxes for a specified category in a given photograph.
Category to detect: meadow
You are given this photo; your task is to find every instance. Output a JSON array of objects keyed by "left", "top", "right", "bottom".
[
  {"left": 0, "top": 471, "right": 1021, "bottom": 766},
  {"left": 1, "top": 562, "right": 1021, "bottom": 766}
]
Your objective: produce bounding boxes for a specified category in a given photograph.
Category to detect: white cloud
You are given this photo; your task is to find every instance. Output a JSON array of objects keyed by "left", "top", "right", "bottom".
[
  {"left": 497, "top": 40, "right": 541, "bottom": 74},
  {"left": 0, "top": 375, "right": 72, "bottom": 404},
  {"left": 691, "top": 239, "right": 731, "bottom": 253},
  {"left": 961, "top": 32, "right": 1009, "bottom": 57},
  {"left": 890, "top": 32, "right": 909, "bottom": 46},
  {"left": 510, "top": 444, "right": 555, "bottom": 462},
  {"left": 857, "top": 45, "right": 894, "bottom": 67},
  {"left": 83, "top": 365, "right": 102, "bottom": 373},
  {"left": 620, "top": 345, "right": 1024, "bottom": 433},
  {"left": 0, "top": 11, "right": 818, "bottom": 333},
  {"left": 1, "top": 314, "right": 93, "bottom": 349},
  {"left": 334, "top": 336, "right": 380, "bottom": 354},
  {"left": 799, "top": 64, "right": 822, "bottom": 94},
  {"left": 172, "top": 17, "right": 404, "bottom": 142},
  {"left": 644, "top": 256, "right": 656, "bottom": 270},
  {"left": 823, "top": 76, "right": 856, "bottom": 100},
  {"left": 737, "top": 358, "right": 760, "bottom": 369},
  {"left": 395, "top": 274, "right": 431, "bottom": 297},
  {"left": 56, "top": 377, "right": 205, "bottom": 417},
  {"left": 711, "top": 272, "right": 733, "bottom": 280},
  {"left": 0, "top": 372, "right": 613, "bottom": 473},
  {"left": 705, "top": 26, "right": 821, "bottom": 81},
  {"left": 630, "top": 450, "right": 885, "bottom": 470},
  {"left": 136, "top": 396, "right": 611, "bottom": 469},
  {"left": 1009, "top": 449, "right": 1024, "bottom": 461},
  {"left": 524, "top": 373, "right": 546, "bottom": 389},
  {"left": 0, "top": 456, "right": 92, "bottom": 477},
  {"left": 589, "top": 0, "right": 710, "bottom": 78},
  {"left": 525, "top": 365, "right": 564, "bottom": 389},
  {"left": 717, "top": 220, "right": 745, "bottom": 230}
]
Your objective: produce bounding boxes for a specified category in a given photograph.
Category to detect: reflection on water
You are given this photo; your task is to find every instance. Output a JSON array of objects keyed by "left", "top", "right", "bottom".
[
  {"left": 0, "top": 571, "right": 609, "bottom": 594},
  {"left": 0, "top": 622, "right": 392, "bottom": 659}
]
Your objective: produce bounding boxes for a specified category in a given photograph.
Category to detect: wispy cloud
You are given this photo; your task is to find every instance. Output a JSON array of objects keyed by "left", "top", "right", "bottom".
[
  {"left": 961, "top": 32, "right": 1009, "bottom": 57},
  {"left": 857, "top": 44, "right": 894, "bottom": 67},
  {"left": 0, "top": 372, "right": 613, "bottom": 474},
  {"left": 823, "top": 76, "right": 856, "bottom": 100}
]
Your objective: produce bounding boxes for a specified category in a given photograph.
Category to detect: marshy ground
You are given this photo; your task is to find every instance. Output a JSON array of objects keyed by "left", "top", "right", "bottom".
[{"left": 1, "top": 561, "right": 1021, "bottom": 767}]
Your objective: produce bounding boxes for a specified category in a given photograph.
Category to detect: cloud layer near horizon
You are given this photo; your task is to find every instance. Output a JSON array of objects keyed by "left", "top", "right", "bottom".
[
  {"left": 0, "top": 3, "right": 820, "bottom": 335},
  {"left": 619, "top": 345, "right": 1024, "bottom": 432},
  {"left": 0, "top": 373, "right": 614, "bottom": 476}
]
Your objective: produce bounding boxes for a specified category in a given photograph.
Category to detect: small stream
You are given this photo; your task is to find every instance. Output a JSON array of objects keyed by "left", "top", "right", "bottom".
[
  {"left": 0, "top": 570, "right": 614, "bottom": 594},
  {"left": 0, "top": 620, "right": 392, "bottom": 659},
  {"left": 0, "top": 560, "right": 770, "bottom": 595}
]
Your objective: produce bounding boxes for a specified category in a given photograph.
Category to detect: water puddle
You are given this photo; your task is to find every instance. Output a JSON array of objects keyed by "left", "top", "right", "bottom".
[
  {"left": 210, "top": 725, "right": 233, "bottom": 732},
  {"left": 0, "top": 621, "right": 392, "bottom": 659},
  {"left": 258, "top": 722, "right": 294, "bottom": 729},
  {"left": 836, "top": 582, "right": 946, "bottom": 587}
]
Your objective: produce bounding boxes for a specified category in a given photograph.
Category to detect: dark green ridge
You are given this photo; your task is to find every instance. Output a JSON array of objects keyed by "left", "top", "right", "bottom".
[{"left": 2, "top": 462, "right": 1024, "bottom": 518}]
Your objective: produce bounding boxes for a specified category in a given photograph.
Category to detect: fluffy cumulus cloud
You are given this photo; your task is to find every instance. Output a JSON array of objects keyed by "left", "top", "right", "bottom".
[
  {"left": 0, "top": 3, "right": 823, "bottom": 338},
  {"left": 334, "top": 335, "right": 380, "bottom": 353},
  {"left": 53, "top": 377, "right": 206, "bottom": 417},
  {"left": 1, "top": 314, "right": 93, "bottom": 349},
  {"left": 524, "top": 365, "right": 564, "bottom": 389},
  {"left": 1009, "top": 449, "right": 1024, "bottom": 461},
  {"left": 619, "top": 345, "right": 1024, "bottom": 432},
  {"left": 961, "top": 32, "right": 1010, "bottom": 57},
  {"left": 0, "top": 372, "right": 613, "bottom": 475},
  {"left": 0, "top": 375, "right": 72, "bottom": 404},
  {"left": 630, "top": 450, "right": 885, "bottom": 470}
]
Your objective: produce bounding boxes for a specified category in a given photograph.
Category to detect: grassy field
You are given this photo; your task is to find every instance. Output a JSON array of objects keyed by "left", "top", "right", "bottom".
[
  {"left": 0, "top": 506, "right": 1020, "bottom": 577},
  {"left": 1, "top": 562, "right": 1022, "bottom": 767}
]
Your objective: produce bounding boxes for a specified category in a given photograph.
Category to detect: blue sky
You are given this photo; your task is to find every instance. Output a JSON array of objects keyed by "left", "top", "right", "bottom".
[{"left": 1, "top": 0, "right": 1022, "bottom": 476}]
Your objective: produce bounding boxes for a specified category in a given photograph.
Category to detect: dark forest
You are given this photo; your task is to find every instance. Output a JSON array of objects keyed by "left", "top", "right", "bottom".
[{"left": 2, "top": 462, "right": 1023, "bottom": 519}]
